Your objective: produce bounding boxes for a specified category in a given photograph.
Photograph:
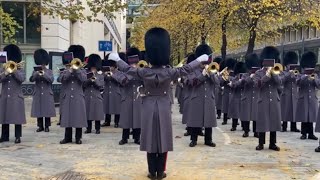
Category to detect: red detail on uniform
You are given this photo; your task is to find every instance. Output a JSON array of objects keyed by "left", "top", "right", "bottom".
[{"left": 164, "top": 152, "right": 168, "bottom": 171}]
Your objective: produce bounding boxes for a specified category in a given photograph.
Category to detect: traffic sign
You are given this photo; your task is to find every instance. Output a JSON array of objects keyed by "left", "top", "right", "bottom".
[{"left": 99, "top": 41, "right": 112, "bottom": 51}]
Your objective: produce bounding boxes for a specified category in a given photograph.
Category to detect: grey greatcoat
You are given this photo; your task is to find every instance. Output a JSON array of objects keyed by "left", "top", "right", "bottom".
[
  {"left": 117, "top": 60, "right": 200, "bottom": 153},
  {"left": 112, "top": 71, "right": 142, "bottom": 129},
  {"left": 220, "top": 78, "right": 231, "bottom": 114},
  {"left": 30, "top": 69, "right": 56, "bottom": 118},
  {"left": 215, "top": 85, "right": 223, "bottom": 111},
  {"left": 239, "top": 73, "right": 258, "bottom": 121},
  {"left": 83, "top": 72, "right": 104, "bottom": 121},
  {"left": 253, "top": 68, "right": 282, "bottom": 132},
  {"left": 227, "top": 76, "right": 242, "bottom": 119},
  {"left": 57, "top": 69, "right": 87, "bottom": 128},
  {"left": 295, "top": 74, "right": 320, "bottom": 123},
  {"left": 181, "top": 73, "right": 196, "bottom": 124},
  {"left": 103, "top": 73, "right": 121, "bottom": 115},
  {"left": 187, "top": 69, "right": 218, "bottom": 128},
  {"left": 279, "top": 70, "right": 298, "bottom": 122},
  {"left": 0, "top": 69, "right": 26, "bottom": 124}
]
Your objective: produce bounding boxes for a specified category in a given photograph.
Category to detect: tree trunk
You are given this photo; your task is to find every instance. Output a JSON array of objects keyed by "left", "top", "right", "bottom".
[
  {"left": 201, "top": 21, "right": 206, "bottom": 44},
  {"left": 221, "top": 14, "right": 228, "bottom": 61},
  {"left": 246, "top": 19, "right": 258, "bottom": 56},
  {"left": 184, "top": 35, "right": 188, "bottom": 57}
]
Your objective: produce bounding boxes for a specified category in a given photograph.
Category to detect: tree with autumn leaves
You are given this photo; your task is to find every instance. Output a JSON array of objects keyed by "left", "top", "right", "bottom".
[
  {"left": 129, "top": 0, "right": 320, "bottom": 63},
  {"left": 0, "top": 0, "right": 126, "bottom": 43}
]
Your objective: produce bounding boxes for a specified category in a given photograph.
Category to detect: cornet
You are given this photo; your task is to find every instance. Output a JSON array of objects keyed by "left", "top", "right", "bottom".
[
  {"left": 137, "top": 60, "right": 148, "bottom": 68},
  {"left": 70, "top": 58, "right": 87, "bottom": 70},
  {"left": 2, "top": 61, "right": 24, "bottom": 74},
  {"left": 267, "top": 63, "right": 283, "bottom": 76},
  {"left": 206, "top": 62, "right": 220, "bottom": 74},
  {"left": 220, "top": 67, "right": 229, "bottom": 81}
]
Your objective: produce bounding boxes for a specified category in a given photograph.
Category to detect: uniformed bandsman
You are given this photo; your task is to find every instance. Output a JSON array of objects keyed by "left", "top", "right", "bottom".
[
  {"left": 253, "top": 46, "right": 282, "bottom": 151},
  {"left": 240, "top": 53, "right": 260, "bottom": 138},
  {"left": 101, "top": 54, "right": 121, "bottom": 128},
  {"left": 220, "top": 58, "right": 237, "bottom": 125},
  {"left": 112, "top": 48, "right": 142, "bottom": 145},
  {"left": 229, "top": 62, "right": 247, "bottom": 132},
  {"left": 30, "top": 49, "right": 56, "bottom": 133},
  {"left": 187, "top": 44, "right": 218, "bottom": 148},
  {"left": 108, "top": 27, "right": 208, "bottom": 180},
  {"left": 58, "top": 45, "right": 87, "bottom": 144},
  {"left": 84, "top": 54, "right": 104, "bottom": 134},
  {"left": 296, "top": 52, "right": 319, "bottom": 141},
  {"left": 0, "top": 44, "right": 26, "bottom": 144},
  {"left": 213, "top": 57, "right": 223, "bottom": 119},
  {"left": 280, "top": 51, "right": 300, "bottom": 132}
]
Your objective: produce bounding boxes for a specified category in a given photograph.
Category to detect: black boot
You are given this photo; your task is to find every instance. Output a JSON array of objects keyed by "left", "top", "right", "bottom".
[
  {"left": 204, "top": 140, "right": 216, "bottom": 147},
  {"left": 189, "top": 141, "right": 197, "bottom": 147},
  {"left": 101, "top": 122, "right": 110, "bottom": 127},
  {"left": 84, "top": 129, "right": 92, "bottom": 134},
  {"left": 147, "top": 173, "right": 157, "bottom": 180},
  {"left": 243, "top": 132, "right": 249, "bottom": 138},
  {"left": 308, "top": 134, "right": 318, "bottom": 140},
  {"left": 134, "top": 139, "right": 140, "bottom": 145},
  {"left": 14, "top": 138, "right": 21, "bottom": 144},
  {"left": 256, "top": 144, "right": 264, "bottom": 151},
  {"left": 60, "top": 139, "right": 72, "bottom": 144},
  {"left": 119, "top": 139, "right": 128, "bottom": 145},
  {"left": 300, "top": 134, "right": 307, "bottom": 140},
  {"left": 269, "top": 144, "right": 280, "bottom": 151},
  {"left": 75, "top": 139, "right": 82, "bottom": 144},
  {"left": 0, "top": 138, "right": 9, "bottom": 143},
  {"left": 44, "top": 127, "right": 50, "bottom": 132},
  {"left": 157, "top": 172, "right": 167, "bottom": 179},
  {"left": 36, "top": 127, "right": 44, "bottom": 132},
  {"left": 315, "top": 146, "right": 320, "bottom": 152}
]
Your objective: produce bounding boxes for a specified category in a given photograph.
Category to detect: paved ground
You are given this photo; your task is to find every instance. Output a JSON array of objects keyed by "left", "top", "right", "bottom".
[{"left": 0, "top": 97, "right": 320, "bottom": 180}]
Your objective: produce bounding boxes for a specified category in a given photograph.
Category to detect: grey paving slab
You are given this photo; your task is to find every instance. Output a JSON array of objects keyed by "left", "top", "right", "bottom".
[{"left": 0, "top": 97, "right": 319, "bottom": 180}]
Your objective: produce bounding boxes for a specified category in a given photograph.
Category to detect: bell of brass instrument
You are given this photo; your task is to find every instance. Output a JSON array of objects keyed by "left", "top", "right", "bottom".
[
  {"left": 271, "top": 63, "right": 283, "bottom": 75},
  {"left": 206, "top": 62, "right": 220, "bottom": 74},
  {"left": 70, "top": 58, "right": 86, "bottom": 70},
  {"left": 3, "top": 60, "right": 24, "bottom": 74},
  {"left": 220, "top": 67, "right": 229, "bottom": 81},
  {"left": 309, "top": 73, "right": 317, "bottom": 80},
  {"left": 291, "top": 69, "right": 299, "bottom": 75},
  {"left": 137, "top": 60, "right": 148, "bottom": 68}
]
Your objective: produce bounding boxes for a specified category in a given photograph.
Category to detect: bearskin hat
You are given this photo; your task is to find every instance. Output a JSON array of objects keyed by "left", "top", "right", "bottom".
[
  {"left": 300, "top": 51, "right": 317, "bottom": 68},
  {"left": 145, "top": 27, "right": 170, "bottom": 66},
  {"left": 283, "top": 51, "right": 298, "bottom": 66},
  {"left": 226, "top": 58, "right": 237, "bottom": 70},
  {"left": 195, "top": 44, "right": 213, "bottom": 58},
  {"left": 68, "top": 45, "right": 85, "bottom": 62},
  {"left": 245, "top": 53, "right": 260, "bottom": 69},
  {"left": 259, "top": 46, "right": 280, "bottom": 63},
  {"left": 3, "top": 44, "right": 22, "bottom": 63},
  {"left": 119, "top": 52, "right": 127, "bottom": 63},
  {"left": 187, "top": 53, "right": 196, "bottom": 64},
  {"left": 234, "top": 62, "right": 247, "bottom": 75},
  {"left": 34, "top": 49, "right": 50, "bottom": 66},
  {"left": 87, "top": 54, "right": 102, "bottom": 70},
  {"left": 213, "top": 57, "right": 223, "bottom": 64},
  {"left": 127, "top": 47, "right": 140, "bottom": 58}
]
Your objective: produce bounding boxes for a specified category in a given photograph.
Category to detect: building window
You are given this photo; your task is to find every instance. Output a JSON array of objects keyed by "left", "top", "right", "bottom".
[{"left": 1, "top": 1, "right": 41, "bottom": 44}]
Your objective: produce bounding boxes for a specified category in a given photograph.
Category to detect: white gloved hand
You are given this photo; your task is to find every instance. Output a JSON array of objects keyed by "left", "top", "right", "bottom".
[
  {"left": 108, "top": 52, "right": 121, "bottom": 62},
  {"left": 196, "top": 54, "right": 209, "bottom": 62},
  {"left": 202, "top": 68, "right": 208, "bottom": 76}
]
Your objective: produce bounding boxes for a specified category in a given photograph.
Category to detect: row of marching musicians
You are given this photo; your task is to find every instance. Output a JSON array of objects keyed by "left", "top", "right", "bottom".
[
  {"left": 0, "top": 43, "right": 147, "bottom": 146},
  {"left": 176, "top": 45, "right": 320, "bottom": 152}
]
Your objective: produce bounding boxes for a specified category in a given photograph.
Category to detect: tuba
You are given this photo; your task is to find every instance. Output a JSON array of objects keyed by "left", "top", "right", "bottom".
[
  {"left": 206, "top": 62, "right": 220, "bottom": 74},
  {"left": 70, "top": 58, "right": 87, "bottom": 70},
  {"left": 137, "top": 60, "right": 148, "bottom": 68},
  {"left": 3, "top": 60, "right": 24, "bottom": 74}
]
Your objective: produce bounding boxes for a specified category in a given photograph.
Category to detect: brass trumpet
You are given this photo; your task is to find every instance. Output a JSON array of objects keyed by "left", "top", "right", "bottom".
[
  {"left": 137, "top": 60, "right": 148, "bottom": 68},
  {"left": 309, "top": 73, "right": 317, "bottom": 80},
  {"left": 220, "top": 67, "right": 229, "bottom": 81},
  {"left": 206, "top": 62, "right": 220, "bottom": 74},
  {"left": 267, "top": 63, "right": 283, "bottom": 76},
  {"left": 3, "top": 61, "right": 24, "bottom": 74},
  {"left": 70, "top": 58, "right": 87, "bottom": 70},
  {"left": 291, "top": 69, "right": 299, "bottom": 75}
]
